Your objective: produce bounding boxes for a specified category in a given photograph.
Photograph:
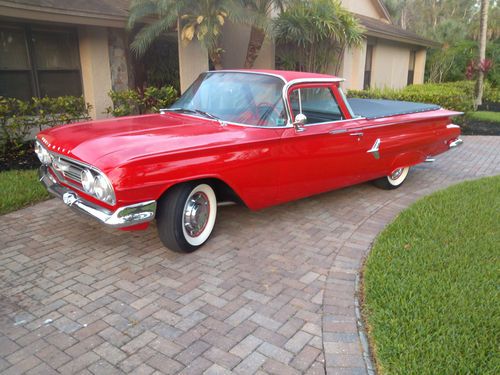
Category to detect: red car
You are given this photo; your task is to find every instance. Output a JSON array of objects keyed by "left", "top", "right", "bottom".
[{"left": 36, "top": 70, "right": 463, "bottom": 252}]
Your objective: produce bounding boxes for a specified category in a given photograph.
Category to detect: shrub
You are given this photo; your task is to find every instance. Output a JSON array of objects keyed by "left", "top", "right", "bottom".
[
  {"left": 0, "top": 96, "right": 91, "bottom": 155},
  {"left": 106, "top": 86, "right": 178, "bottom": 117},
  {"left": 348, "top": 81, "right": 499, "bottom": 113}
]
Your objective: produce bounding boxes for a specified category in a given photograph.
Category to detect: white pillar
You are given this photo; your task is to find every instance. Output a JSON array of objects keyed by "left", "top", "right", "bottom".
[
  {"left": 78, "top": 26, "right": 113, "bottom": 119},
  {"left": 178, "top": 26, "right": 208, "bottom": 93}
]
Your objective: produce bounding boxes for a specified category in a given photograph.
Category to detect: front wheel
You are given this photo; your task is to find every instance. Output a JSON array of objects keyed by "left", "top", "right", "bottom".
[
  {"left": 156, "top": 183, "right": 217, "bottom": 252},
  {"left": 373, "top": 166, "right": 410, "bottom": 190}
]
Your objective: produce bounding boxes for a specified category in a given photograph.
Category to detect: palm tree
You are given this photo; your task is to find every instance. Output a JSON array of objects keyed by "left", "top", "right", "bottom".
[
  {"left": 128, "top": 0, "right": 244, "bottom": 70},
  {"left": 240, "top": 0, "right": 287, "bottom": 69},
  {"left": 475, "top": 0, "right": 490, "bottom": 109},
  {"left": 273, "top": 0, "right": 364, "bottom": 73}
]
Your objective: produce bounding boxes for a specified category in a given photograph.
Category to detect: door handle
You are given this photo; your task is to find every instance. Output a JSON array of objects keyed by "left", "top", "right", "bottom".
[{"left": 349, "top": 132, "right": 364, "bottom": 137}]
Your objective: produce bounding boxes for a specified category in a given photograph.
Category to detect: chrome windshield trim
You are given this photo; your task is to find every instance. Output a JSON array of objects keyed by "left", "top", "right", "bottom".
[
  {"left": 281, "top": 78, "right": 345, "bottom": 127},
  {"left": 204, "top": 70, "right": 288, "bottom": 84}
]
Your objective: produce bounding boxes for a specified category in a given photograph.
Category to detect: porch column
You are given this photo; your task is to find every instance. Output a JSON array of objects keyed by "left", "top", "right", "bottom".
[
  {"left": 177, "top": 24, "right": 208, "bottom": 93},
  {"left": 78, "top": 26, "right": 113, "bottom": 119},
  {"left": 413, "top": 49, "right": 427, "bottom": 84}
]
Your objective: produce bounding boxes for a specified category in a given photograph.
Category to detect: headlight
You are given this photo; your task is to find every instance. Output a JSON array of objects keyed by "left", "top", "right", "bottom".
[
  {"left": 81, "top": 169, "right": 95, "bottom": 194},
  {"left": 94, "top": 175, "right": 113, "bottom": 203},
  {"left": 80, "top": 168, "right": 115, "bottom": 205},
  {"left": 34, "top": 141, "right": 52, "bottom": 165}
]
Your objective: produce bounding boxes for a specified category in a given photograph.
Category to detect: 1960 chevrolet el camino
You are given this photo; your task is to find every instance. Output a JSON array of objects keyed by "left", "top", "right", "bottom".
[{"left": 36, "top": 70, "right": 463, "bottom": 252}]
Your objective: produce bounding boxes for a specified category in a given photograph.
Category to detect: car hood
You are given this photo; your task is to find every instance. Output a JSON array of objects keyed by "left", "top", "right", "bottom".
[{"left": 38, "top": 113, "right": 239, "bottom": 169}]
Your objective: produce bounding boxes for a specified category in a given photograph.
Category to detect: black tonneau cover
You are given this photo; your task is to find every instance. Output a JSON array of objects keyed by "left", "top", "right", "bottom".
[{"left": 348, "top": 98, "right": 441, "bottom": 119}]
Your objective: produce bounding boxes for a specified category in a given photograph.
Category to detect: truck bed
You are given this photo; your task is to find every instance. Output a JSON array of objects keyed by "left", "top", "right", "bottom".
[{"left": 348, "top": 98, "right": 441, "bottom": 119}]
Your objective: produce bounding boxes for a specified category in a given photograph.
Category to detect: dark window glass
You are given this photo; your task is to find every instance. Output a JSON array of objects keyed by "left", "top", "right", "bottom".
[
  {"left": 364, "top": 45, "right": 374, "bottom": 90},
  {"left": 407, "top": 51, "right": 416, "bottom": 85},
  {"left": 0, "top": 71, "right": 33, "bottom": 100},
  {"left": 38, "top": 71, "right": 82, "bottom": 97},
  {"left": 290, "top": 87, "right": 343, "bottom": 124},
  {"left": 0, "top": 24, "right": 81, "bottom": 99}
]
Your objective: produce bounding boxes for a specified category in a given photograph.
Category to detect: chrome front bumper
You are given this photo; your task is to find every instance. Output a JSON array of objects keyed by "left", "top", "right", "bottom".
[{"left": 39, "top": 166, "right": 156, "bottom": 228}]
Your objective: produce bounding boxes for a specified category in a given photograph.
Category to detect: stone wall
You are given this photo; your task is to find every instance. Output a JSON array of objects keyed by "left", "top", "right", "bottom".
[{"left": 108, "top": 28, "right": 134, "bottom": 92}]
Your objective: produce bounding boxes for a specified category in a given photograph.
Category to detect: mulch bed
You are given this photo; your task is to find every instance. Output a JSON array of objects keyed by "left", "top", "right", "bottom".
[
  {"left": 461, "top": 120, "right": 500, "bottom": 136},
  {"left": 0, "top": 142, "right": 40, "bottom": 172}
]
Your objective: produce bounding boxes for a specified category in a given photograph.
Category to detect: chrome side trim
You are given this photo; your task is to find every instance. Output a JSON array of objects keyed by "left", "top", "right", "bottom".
[
  {"left": 39, "top": 166, "right": 156, "bottom": 228},
  {"left": 449, "top": 138, "right": 463, "bottom": 148},
  {"left": 446, "top": 124, "right": 461, "bottom": 129},
  {"left": 329, "top": 129, "right": 347, "bottom": 134},
  {"left": 367, "top": 138, "right": 381, "bottom": 159}
]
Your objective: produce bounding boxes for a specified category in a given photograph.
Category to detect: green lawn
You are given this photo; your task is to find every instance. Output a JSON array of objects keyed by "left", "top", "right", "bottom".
[
  {"left": 0, "top": 169, "right": 50, "bottom": 215},
  {"left": 467, "top": 111, "right": 500, "bottom": 123},
  {"left": 362, "top": 176, "right": 500, "bottom": 375}
]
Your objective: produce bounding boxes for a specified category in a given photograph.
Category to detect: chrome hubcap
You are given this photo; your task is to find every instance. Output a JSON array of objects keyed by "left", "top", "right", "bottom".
[
  {"left": 183, "top": 192, "right": 210, "bottom": 237},
  {"left": 390, "top": 168, "right": 404, "bottom": 180}
]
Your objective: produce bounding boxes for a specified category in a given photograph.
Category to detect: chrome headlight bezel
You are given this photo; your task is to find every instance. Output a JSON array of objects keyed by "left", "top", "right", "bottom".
[
  {"left": 80, "top": 168, "right": 116, "bottom": 205},
  {"left": 34, "top": 141, "right": 52, "bottom": 165}
]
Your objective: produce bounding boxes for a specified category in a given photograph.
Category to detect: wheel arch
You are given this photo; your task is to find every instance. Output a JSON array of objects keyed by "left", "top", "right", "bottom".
[
  {"left": 389, "top": 151, "right": 426, "bottom": 174},
  {"left": 157, "top": 177, "right": 247, "bottom": 208}
]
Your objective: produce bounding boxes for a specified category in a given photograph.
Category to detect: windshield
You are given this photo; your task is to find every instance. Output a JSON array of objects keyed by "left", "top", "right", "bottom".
[{"left": 171, "top": 72, "right": 288, "bottom": 127}]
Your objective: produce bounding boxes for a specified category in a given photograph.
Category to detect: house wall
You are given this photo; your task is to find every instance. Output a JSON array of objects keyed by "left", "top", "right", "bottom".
[
  {"left": 339, "top": 40, "right": 368, "bottom": 90},
  {"left": 78, "top": 26, "right": 113, "bottom": 119},
  {"left": 340, "top": 0, "right": 387, "bottom": 21},
  {"left": 414, "top": 49, "right": 427, "bottom": 84},
  {"left": 221, "top": 22, "right": 275, "bottom": 69},
  {"left": 178, "top": 32, "right": 208, "bottom": 93},
  {"left": 370, "top": 39, "right": 411, "bottom": 89}
]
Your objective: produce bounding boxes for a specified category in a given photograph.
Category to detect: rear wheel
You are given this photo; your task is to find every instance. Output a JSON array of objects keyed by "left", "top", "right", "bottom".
[
  {"left": 373, "top": 166, "right": 410, "bottom": 190},
  {"left": 156, "top": 183, "right": 217, "bottom": 252}
]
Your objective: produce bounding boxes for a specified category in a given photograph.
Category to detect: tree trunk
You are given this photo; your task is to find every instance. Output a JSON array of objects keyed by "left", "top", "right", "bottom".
[
  {"left": 475, "top": 0, "right": 489, "bottom": 110},
  {"left": 209, "top": 49, "right": 223, "bottom": 70},
  {"left": 244, "top": 26, "right": 266, "bottom": 69}
]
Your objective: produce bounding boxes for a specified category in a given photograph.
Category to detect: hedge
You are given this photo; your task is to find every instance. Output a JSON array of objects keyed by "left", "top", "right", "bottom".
[
  {"left": 106, "top": 86, "right": 178, "bottom": 117},
  {"left": 348, "top": 81, "right": 500, "bottom": 113},
  {"left": 0, "top": 96, "right": 91, "bottom": 154}
]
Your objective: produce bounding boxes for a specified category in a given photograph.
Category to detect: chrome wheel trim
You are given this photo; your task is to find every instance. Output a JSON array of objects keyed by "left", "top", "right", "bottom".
[
  {"left": 183, "top": 192, "right": 210, "bottom": 237},
  {"left": 182, "top": 184, "right": 217, "bottom": 246},
  {"left": 388, "top": 167, "right": 409, "bottom": 186}
]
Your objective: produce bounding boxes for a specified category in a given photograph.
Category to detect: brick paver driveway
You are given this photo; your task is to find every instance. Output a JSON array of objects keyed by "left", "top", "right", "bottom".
[{"left": 1, "top": 136, "right": 499, "bottom": 375}]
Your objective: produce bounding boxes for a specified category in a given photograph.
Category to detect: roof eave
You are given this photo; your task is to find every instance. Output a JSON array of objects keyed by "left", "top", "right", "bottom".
[{"left": 0, "top": 1, "right": 128, "bottom": 27}]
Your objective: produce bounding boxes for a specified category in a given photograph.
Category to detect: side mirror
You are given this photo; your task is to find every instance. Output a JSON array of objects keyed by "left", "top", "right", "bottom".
[{"left": 293, "top": 113, "right": 307, "bottom": 132}]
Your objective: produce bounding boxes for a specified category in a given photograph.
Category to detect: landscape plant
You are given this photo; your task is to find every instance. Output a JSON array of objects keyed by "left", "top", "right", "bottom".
[
  {"left": 106, "top": 85, "right": 178, "bottom": 117},
  {"left": 273, "top": 0, "right": 364, "bottom": 73},
  {"left": 363, "top": 176, "right": 500, "bottom": 374}
]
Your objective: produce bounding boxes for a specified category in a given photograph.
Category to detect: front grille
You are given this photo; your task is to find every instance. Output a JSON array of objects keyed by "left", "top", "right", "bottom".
[
  {"left": 49, "top": 153, "right": 87, "bottom": 188},
  {"left": 61, "top": 160, "right": 84, "bottom": 183}
]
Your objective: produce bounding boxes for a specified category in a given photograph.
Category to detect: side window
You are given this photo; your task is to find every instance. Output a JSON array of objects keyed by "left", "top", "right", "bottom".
[{"left": 289, "top": 87, "right": 343, "bottom": 125}]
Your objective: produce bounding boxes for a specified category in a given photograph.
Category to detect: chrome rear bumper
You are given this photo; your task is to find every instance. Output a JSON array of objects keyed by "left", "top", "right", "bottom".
[
  {"left": 449, "top": 138, "right": 464, "bottom": 149},
  {"left": 39, "top": 166, "right": 156, "bottom": 228}
]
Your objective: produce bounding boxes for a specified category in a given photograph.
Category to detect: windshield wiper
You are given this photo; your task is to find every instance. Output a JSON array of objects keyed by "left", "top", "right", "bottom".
[{"left": 162, "top": 107, "right": 220, "bottom": 120}]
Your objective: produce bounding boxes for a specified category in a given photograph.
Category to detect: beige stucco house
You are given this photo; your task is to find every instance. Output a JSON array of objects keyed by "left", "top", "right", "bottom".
[{"left": 0, "top": 0, "right": 437, "bottom": 119}]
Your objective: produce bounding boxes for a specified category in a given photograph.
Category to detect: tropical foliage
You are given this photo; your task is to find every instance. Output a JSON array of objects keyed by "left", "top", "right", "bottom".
[
  {"left": 240, "top": 0, "right": 287, "bottom": 68},
  {"left": 348, "top": 80, "right": 500, "bottom": 113},
  {"left": 382, "top": 0, "right": 499, "bottom": 86},
  {"left": 273, "top": 0, "right": 364, "bottom": 73},
  {"left": 128, "top": 0, "right": 244, "bottom": 69}
]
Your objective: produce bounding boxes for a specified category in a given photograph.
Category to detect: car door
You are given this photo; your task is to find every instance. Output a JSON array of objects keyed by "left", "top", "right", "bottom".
[{"left": 276, "top": 83, "right": 373, "bottom": 204}]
